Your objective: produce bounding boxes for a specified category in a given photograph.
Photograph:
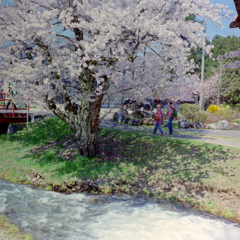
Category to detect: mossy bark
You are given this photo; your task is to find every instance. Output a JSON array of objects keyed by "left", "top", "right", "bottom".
[
  {"left": 71, "top": 99, "right": 102, "bottom": 157},
  {"left": 46, "top": 67, "right": 107, "bottom": 157}
]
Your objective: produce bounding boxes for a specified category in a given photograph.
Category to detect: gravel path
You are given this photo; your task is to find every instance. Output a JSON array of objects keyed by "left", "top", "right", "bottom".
[
  {"left": 177, "top": 128, "right": 240, "bottom": 139},
  {"left": 100, "top": 115, "right": 240, "bottom": 149}
]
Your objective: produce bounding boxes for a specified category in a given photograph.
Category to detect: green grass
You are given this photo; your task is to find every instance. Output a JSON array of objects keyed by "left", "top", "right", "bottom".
[
  {"left": 1, "top": 116, "right": 240, "bottom": 222},
  {"left": 98, "top": 129, "right": 239, "bottom": 186},
  {"left": 6, "top": 116, "right": 72, "bottom": 145},
  {"left": 0, "top": 117, "right": 72, "bottom": 185},
  {"left": 1, "top": 117, "right": 239, "bottom": 188}
]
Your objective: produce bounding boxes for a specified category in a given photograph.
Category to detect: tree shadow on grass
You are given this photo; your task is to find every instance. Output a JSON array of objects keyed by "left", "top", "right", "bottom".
[
  {"left": 19, "top": 125, "right": 235, "bottom": 191},
  {"left": 39, "top": 129, "right": 234, "bottom": 190},
  {"left": 98, "top": 130, "right": 231, "bottom": 185}
]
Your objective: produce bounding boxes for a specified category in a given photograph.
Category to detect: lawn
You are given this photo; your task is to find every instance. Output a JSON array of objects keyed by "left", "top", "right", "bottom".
[{"left": 0, "top": 117, "right": 240, "bottom": 224}]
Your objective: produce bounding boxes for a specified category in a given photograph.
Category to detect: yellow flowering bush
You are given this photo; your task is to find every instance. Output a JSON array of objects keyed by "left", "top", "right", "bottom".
[
  {"left": 219, "top": 104, "right": 230, "bottom": 109},
  {"left": 207, "top": 104, "right": 238, "bottom": 121},
  {"left": 207, "top": 105, "right": 220, "bottom": 114}
]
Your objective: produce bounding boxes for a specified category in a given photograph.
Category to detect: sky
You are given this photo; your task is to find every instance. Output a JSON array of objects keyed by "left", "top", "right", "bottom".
[{"left": 206, "top": 0, "right": 240, "bottom": 40}]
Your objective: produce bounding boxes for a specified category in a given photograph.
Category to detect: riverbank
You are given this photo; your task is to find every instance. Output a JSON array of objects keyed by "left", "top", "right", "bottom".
[
  {"left": 0, "top": 214, "right": 33, "bottom": 240},
  {"left": 1, "top": 116, "right": 240, "bottom": 225}
]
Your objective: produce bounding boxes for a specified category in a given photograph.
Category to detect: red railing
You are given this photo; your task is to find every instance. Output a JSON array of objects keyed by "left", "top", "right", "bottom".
[
  {"left": 0, "top": 93, "right": 6, "bottom": 109},
  {"left": 0, "top": 92, "right": 31, "bottom": 117}
]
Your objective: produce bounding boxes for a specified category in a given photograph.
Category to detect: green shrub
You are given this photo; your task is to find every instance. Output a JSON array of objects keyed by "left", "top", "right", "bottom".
[
  {"left": 233, "top": 118, "right": 240, "bottom": 123},
  {"left": 194, "top": 111, "right": 208, "bottom": 124},
  {"left": 180, "top": 104, "right": 208, "bottom": 124},
  {"left": 217, "top": 108, "right": 238, "bottom": 121},
  {"left": 234, "top": 103, "right": 240, "bottom": 111},
  {"left": 180, "top": 104, "right": 199, "bottom": 120}
]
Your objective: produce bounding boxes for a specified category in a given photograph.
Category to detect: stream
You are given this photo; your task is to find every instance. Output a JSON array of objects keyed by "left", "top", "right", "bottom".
[{"left": 1, "top": 178, "right": 240, "bottom": 240}]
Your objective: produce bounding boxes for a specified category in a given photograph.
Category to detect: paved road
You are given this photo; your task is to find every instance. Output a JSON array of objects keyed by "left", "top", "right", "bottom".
[
  {"left": 177, "top": 128, "right": 240, "bottom": 139},
  {"left": 173, "top": 130, "right": 240, "bottom": 149},
  {"left": 100, "top": 117, "right": 240, "bottom": 149}
]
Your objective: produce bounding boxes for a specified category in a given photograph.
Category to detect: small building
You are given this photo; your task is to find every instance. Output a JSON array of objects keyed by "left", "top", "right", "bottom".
[{"left": 154, "top": 94, "right": 196, "bottom": 112}]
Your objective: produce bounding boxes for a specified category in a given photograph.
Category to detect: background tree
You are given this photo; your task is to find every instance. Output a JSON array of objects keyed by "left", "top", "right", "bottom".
[
  {"left": 0, "top": 0, "right": 229, "bottom": 156},
  {"left": 189, "top": 35, "right": 240, "bottom": 106},
  {"left": 208, "top": 36, "right": 240, "bottom": 105}
]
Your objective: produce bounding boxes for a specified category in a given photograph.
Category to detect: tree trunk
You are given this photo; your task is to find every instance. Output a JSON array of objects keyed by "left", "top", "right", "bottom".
[
  {"left": 69, "top": 98, "right": 102, "bottom": 157},
  {"left": 46, "top": 68, "right": 108, "bottom": 158},
  {"left": 50, "top": 97, "right": 103, "bottom": 158}
]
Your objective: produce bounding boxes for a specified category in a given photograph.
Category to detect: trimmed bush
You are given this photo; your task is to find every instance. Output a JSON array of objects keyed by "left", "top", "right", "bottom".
[
  {"left": 180, "top": 104, "right": 208, "bottom": 124},
  {"left": 180, "top": 103, "right": 200, "bottom": 121},
  {"left": 193, "top": 111, "right": 208, "bottom": 124}
]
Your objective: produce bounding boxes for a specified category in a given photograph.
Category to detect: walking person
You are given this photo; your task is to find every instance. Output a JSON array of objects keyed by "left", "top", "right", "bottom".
[
  {"left": 6, "top": 86, "right": 17, "bottom": 110},
  {"left": 153, "top": 104, "right": 164, "bottom": 135},
  {"left": 167, "top": 101, "right": 175, "bottom": 135},
  {"left": 0, "top": 89, "right": 3, "bottom": 99},
  {"left": 5, "top": 93, "right": 12, "bottom": 109}
]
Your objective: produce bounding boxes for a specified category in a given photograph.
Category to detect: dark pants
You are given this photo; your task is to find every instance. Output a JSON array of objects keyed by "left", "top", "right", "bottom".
[
  {"left": 153, "top": 123, "right": 164, "bottom": 134},
  {"left": 168, "top": 117, "right": 174, "bottom": 134},
  {"left": 6, "top": 101, "right": 17, "bottom": 109},
  {"left": 6, "top": 101, "right": 11, "bottom": 109}
]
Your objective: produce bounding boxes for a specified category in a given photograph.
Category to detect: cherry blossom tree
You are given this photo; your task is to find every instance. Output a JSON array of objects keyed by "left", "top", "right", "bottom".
[
  {"left": 0, "top": 0, "right": 229, "bottom": 156},
  {"left": 225, "top": 50, "right": 240, "bottom": 68}
]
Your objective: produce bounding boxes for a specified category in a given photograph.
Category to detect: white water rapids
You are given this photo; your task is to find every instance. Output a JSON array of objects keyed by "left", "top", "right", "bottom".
[{"left": 0, "top": 178, "right": 240, "bottom": 240}]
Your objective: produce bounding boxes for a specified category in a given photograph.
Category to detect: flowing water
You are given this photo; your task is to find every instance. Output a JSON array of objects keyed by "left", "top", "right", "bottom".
[{"left": 1, "top": 178, "right": 240, "bottom": 240}]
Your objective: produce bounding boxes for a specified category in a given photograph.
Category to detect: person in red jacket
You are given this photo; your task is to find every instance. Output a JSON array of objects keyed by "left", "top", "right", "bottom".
[{"left": 153, "top": 104, "right": 164, "bottom": 135}]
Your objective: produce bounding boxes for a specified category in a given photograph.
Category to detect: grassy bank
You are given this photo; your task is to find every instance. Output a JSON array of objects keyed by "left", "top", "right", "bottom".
[
  {"left": 1, "top": 117, "right": 240, "bottom": 226},
  {"left": 0, "top": 215, "right": 33, "bottom": 240}
]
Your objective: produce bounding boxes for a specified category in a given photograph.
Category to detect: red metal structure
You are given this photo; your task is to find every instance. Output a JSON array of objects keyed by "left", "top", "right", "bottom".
[
  {"left": 0, "top": 92, "right": 30, "bottom": 124},
  {"left": 0, "top": 92, "right": 6, "bottom": 109}
]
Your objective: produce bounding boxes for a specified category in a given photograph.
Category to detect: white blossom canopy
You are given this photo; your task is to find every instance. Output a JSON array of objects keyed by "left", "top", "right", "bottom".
[{"left": 0, "top": 0, "right": 230, "bottom": 108}]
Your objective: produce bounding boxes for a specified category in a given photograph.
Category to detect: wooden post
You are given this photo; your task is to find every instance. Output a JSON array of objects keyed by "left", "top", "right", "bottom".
[
  {"left": 26, "top": 98, "right": 30, "bottom": 128},
  {"left": 12, "top": 102, "right": 15, "bottom": 117},
  {"left": 26, "top": 107, "right": 29, "bottom": 128},
  {"left": 4, "top": 93, "right": 6, "bottom": 108}
]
